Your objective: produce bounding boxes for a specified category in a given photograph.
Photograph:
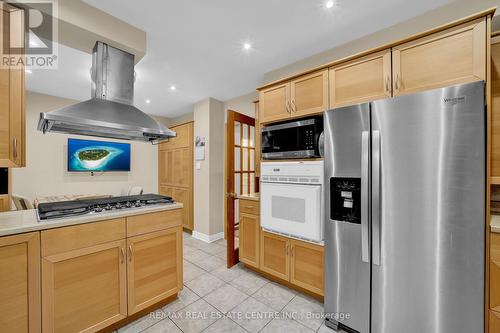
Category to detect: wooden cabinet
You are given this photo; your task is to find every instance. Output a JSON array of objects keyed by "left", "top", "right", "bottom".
[
  {"left": 259, "top": 70, "right": 328, "bottom": 124},
  {"left": 491, "top": 310, "right": 500, "bottom": 333},
  {"left": 159, "top": 122, "right": 194, "bottom": 230},
  {"left": 0, "top": 194, "right": 10, "bottom": 211},
  {"left": 329, "top": 49, "right": 391, "bottom": 108},
  {"left": 290, "top": 69, "right": 328, "bottom": 117},
  {"left": 260, "top": 231, "right": 324, "bottom": 295},
  {"left": 254, "top": 101, "right": 261, "bottom": 178},
  {"left": 0, "top": 4, "right": 25, "bottom": 167},
  {"left": 127, "top": 227, "right": 182, "bottom": 314},
  {"left": 491, "top": 35, "right": 500, "bottom": 183},
  {"left": 290, "top": 239, "right": 324, "bottom": 296},
  {"left": 42, "top": 240, "right": 127, "bottom": 332},
  {"left": 392, "top": 18, "right": 486, "bottom": 96},
  {"left": 239, "top": 212, "right": 260, "bottom": 268},
  {"left": 491, "top": 233, "right": 500, "bottom": 312},
  {"left": 0, "top": 232, "right": 40, "bottom": 333},
  {"left": 260, "top": 231, "right": 290, "bottom": 280},
  {"left": 259, "top": 82, "right": 290, "bottom": 124}
]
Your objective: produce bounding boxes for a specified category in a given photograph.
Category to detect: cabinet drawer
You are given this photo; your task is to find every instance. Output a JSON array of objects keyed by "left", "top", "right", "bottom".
[
  {"left": 127, "top": 209, "right": 182, "bottom": 237},
  {"left": 41, "top": 218, "right": 126, "bottom": 257},
  {"left": 239, "top": 199, "right": 259, "bottom": 215}
]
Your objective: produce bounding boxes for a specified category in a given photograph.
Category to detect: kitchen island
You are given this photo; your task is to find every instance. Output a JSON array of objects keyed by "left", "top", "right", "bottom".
[{"left": 0, "top": 203, "right": 184, "bottom": 333}]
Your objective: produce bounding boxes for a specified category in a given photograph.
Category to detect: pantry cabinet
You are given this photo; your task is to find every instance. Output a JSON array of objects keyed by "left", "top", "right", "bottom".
[
  {"left": 329, "top": 49, "right": 391, "bottom": 108},
  {"left": 159, "top": 122, "right": 194, "bottom": 230},
  {"left": 0, "top": 232, "right": 40, "bottom": 333},
  {"left": 392, "top": 18, "right": 486, "bottom": 96},
  {"left": 0, "top": 4, "right": 25, "bottom": 168},
  {"left": 42, "top": 239, "right": 127, "bottom": 332}
]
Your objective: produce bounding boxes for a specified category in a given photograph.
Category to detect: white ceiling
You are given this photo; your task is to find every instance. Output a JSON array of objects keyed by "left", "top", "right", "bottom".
[{"left": 26, "top": 0, "right": 454, "bottom": 118}]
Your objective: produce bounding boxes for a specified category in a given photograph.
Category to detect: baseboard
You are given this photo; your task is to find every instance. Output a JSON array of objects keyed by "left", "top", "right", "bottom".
[{"left": 192, "top": 231, "right": 224, "bottom": 243}]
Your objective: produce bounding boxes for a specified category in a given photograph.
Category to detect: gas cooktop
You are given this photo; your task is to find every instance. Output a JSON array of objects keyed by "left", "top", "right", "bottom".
[{"left": 37, "top": 194, "right": 174, "bottom": 221}]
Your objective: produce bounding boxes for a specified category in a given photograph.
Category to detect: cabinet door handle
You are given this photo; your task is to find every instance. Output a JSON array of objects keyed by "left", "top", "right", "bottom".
[
  {"left": 385, "top": 76, "right": 390, "bottom": 95},
  {"left": 286, "top": 244, "right": 289, "bottom": 256},
  {"left": 291, "top": 245, "right": 294, "bottom": 257},
  {"left": 286, "top": 101, "right": 291, "bottom": 114},
  {"left": 395, "top": 73, "right": 401, "bottom": 91},
  {"left": 120, "top": 247, "right": 125, "bottom": 264},
  {"left": 128, "top": 245, "right": 133, "bottom": 261},
  {"left": 291, "top": 100, "right": 297, "bottom": 113},
  {"left": 13, "top": 138, "right": 18, "bottom": 160}
]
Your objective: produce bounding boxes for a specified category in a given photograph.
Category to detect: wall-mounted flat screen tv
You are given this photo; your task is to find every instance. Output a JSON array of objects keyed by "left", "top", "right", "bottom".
[{"left": 68, "top": 138, "right": 131, "bottom": 172}]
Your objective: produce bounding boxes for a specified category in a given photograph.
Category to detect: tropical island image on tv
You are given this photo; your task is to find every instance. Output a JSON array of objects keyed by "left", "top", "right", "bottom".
[{"left": 68, "top": 139, "right": 131, "bottom": 171}]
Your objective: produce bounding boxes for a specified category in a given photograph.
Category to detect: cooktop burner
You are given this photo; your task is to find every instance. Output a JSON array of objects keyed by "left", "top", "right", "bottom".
[{"left": 37, "top": 194, "right": 174, "bottom": 221}]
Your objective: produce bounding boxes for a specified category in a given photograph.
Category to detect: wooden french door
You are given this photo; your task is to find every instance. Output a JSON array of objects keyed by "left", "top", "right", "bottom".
[{"left": 226, "top": 110, "right": 256, "bottom": 267}]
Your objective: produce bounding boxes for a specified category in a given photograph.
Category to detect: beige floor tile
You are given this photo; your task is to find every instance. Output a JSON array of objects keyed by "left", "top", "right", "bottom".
[
  {"left": 228, "top": 297, "right": 274, "bottom": 333},
  {"left": 252, "top": 282, "right": 297, "bottom": 311},
  {"left": 191, "top": 255, "right": 226, "bottom": 272},
  {"left": 185, "top": 272, "right": 226, "bottom": 297},
  {"left": 202, "top": 317, "right": 247, "bottom": 333},
  {"left": 141, "top": 318, "right": 182, "bottom": 333},
  {"left": 261, "top": 317, "right": 315, "bottom": 333},
  {"left": 282, "top": 294, "right": 324, "bottom": 331},
  {"left": 169, "top": 299, "right": 221, "bottom": 333},
  {"left": 229, "top": 270, "right": 269, "bottom": 295},
  {"left": 203, "top": 283, "right": 249, "bottom": 313},
  {"left": 160, "top": 286, "right": 200, "bottom": 314},
  {"left": 203, "top": 243, "right": 226, "bottom": 255},
  {"left": 184, "top": 260, "right": 206, "bottom": 282},
  {"left": 184, "top": 249, "right": 211, "bottom": 264},
  {"left": 210, "top": 263, "right": 244, "bottom": 282}
]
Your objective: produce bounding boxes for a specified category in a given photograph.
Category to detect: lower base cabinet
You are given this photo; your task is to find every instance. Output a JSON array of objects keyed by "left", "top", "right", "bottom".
[
  {"left": 127, "top": 227, "right": 182, "bottom": 314},
  {"left": 239, "top": 212, "right": 260, "bottom": 268},
  {"left": 42, "top": 240, "right": 127, "bottom": 332},
  {"left": 260, "top": 231, "right": 324, "bottom": 296},
  {"left": 0, "top": 232, "right": 40, "bottom": 333}
]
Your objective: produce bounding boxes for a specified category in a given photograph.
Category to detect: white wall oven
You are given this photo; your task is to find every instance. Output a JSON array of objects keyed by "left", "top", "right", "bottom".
[{"left": 260, "top": 161, "right": 324, "bottom": 243}]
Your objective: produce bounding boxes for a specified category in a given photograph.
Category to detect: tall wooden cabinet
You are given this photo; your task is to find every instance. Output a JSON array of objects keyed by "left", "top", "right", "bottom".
[
  {"left": 0, "top": 232, "right": 40, "bottom": 333},
  {"left": 159, "top": 122, "right": 194, "bottom": 230},
  {"left": 0, "top": 3, "right": 25, "bottom": 168}
]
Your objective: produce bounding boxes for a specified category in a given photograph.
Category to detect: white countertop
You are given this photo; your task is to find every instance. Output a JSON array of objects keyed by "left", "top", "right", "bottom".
[
  {"left": 492, "top": 215, "right": 500, "bottom": 233},
  {"left": 0, "top": 203, "right": 183, "bottom": 237}
]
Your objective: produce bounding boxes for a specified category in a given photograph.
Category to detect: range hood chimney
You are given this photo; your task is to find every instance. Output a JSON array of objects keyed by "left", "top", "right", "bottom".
[{"left": 37, "top": 42, "right": 176, "bottom": 143}]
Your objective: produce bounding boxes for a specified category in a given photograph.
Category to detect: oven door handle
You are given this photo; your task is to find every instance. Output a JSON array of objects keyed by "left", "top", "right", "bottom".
[{"left": 361, "top": 131, "right": 370, "bottom": 263}]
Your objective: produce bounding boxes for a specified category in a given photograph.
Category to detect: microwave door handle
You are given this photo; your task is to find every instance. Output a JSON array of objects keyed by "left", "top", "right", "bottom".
[
  {"left": 261, "top": 118, "right": 317, "bottom": 132},
  {"left": 361, "top": 131, "right": 369, "bottom": 263},
  {"left": 372, "top": 130, "right": 381, "bottom": 266}
]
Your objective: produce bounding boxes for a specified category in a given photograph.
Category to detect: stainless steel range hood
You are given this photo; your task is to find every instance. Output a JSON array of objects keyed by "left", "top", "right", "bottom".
[{"left": 37, "top": 42, "right": 176, "bottom": 143}]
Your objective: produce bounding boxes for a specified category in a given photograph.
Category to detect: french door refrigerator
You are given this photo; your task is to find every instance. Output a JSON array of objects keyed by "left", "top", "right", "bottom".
[{"left": 324, "top": 81, "right": 485, "bottom": 333}]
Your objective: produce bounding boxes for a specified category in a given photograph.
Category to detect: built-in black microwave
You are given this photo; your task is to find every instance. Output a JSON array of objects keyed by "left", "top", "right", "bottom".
[{"left": 261, "top": 116, "right": 324, "bottom": 160}]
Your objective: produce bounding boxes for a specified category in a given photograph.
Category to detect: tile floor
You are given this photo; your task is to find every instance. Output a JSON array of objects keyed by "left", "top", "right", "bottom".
[{"left": 116, "top": 232, "right": 343, "bottom": 333}]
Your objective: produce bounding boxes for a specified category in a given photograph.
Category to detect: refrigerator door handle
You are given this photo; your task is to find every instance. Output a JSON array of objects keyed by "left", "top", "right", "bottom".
[
  {"left": 372, "top": 130, "right": 381, "bottom": 266},
  {"left": 361, "top": 131, "right": 369, "bottom": 263}
]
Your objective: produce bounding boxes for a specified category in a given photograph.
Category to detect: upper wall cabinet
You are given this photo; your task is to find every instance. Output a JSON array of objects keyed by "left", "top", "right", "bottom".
[
  {"left": 329, "top": 49, "right": 391, "bottom": 108},
  {"left": 259, "top": 70, "right": 328, "bottom": 124},
  {"left": 392, "top": 18, "right": 486, "bottom": 96},
  {"left": 290, "top": 69, "right": 329, "bottom": 118},
  {"left": 0, "top": 4, "right": 25, "bottom": 168},
  {"left": 259, "top": 82, "right": 290, "bottom": 124}
]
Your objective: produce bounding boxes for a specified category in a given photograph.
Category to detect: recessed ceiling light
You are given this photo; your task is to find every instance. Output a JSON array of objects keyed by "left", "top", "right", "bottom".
[
  {"left": 326, "top": 0, "right": 334, "bottom": 9},
  {"left": 243, "top": 42, "right": 252, "bottom": 51},
  {"left": 145, "top": 99, "right": 151, "bottom": 104},
  {"left": 170, "top": 85, "right": 176, "bottom": 91},
  {"left": 25, "top": 69, "right": 32, "bottom": 74}
]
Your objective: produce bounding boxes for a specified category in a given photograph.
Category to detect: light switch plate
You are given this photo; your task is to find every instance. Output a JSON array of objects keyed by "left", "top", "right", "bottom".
[{"left": 196, "top": 162, "right": 201, "bottom": 170}]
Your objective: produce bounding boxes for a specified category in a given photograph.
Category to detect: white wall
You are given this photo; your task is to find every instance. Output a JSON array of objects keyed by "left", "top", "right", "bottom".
[
  {"left": 223, "top": 91, "right": 258, "bottom": 120},
  {"left": 11, "top": 92, "right": 164, "bottom": 200}
]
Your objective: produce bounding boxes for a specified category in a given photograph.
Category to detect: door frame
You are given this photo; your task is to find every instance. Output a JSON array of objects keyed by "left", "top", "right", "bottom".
[{"left": 226, "top": 110, "right": 256, "bottom": 267}]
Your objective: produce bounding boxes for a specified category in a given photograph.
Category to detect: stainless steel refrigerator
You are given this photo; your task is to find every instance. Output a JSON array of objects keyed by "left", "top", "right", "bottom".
[{"left": 324, "top": 81, "right": 485, "bottom": 333}]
